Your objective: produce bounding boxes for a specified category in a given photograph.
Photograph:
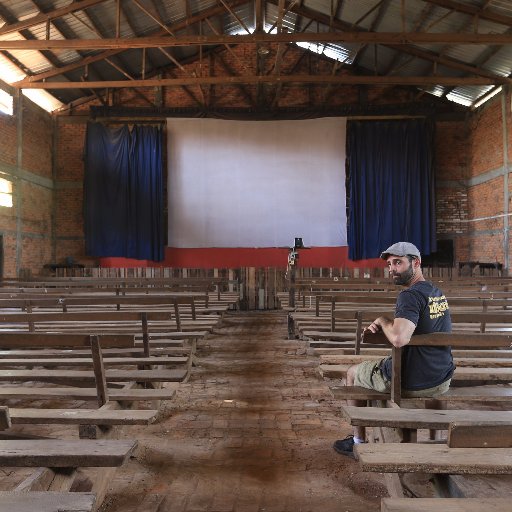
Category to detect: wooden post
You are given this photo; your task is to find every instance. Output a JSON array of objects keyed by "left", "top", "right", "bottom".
[
  {"left": 141, "top": 312, "right": 150, "bottom": 357},
  {"left": 354, "top": 311, "right": 363, "bottom": 355},
  {"left": 391, "top": 346, "right": 402, "bottom": 406},
  {"left": 174, "top": 302, "right": 182, "bottom": 332},
  {"left": 90, "top": 335, "right": 109, "bottom": 408},
  {"left": 288, "top": 262, "right": 296, "bottom": 309}
]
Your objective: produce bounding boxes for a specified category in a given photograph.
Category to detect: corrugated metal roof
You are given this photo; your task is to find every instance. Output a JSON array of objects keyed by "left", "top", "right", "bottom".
[{"left": 0, "top": 0, "right": 511, "bottom": 112}]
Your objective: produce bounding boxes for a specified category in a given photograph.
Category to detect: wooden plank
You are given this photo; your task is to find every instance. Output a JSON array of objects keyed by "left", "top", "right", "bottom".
[
  {"left": 356, "top": 443, "right": 512, "bottom": 474},
  {"left": 0, "top": 385, "right": 179, "bottom": 401},
  {"left": 0, "top": 356, "right": 188, "bottom": 366},
  {"left": 324, "top": 364, "right": 512, "bottom": 382},
  {"left": 8, "top": 408, "right": 157, "bottom": 425},
  {"left": 381, "top": 497, "right": 511, "bottom": 512},
  {"left": 364, "top": 331, "right": 512, "bottom": 348},
  {"left": 322, "top": 354, "right": 512, "bottom": 366},
  {"left": 0, "top": 368, "right": 188, "bottom": 383},
  {"left": 14, "top": 467, "right": 75, "bottom": 492},
  {"left": 448, "top": 422, "right": 512, "bottom": 448},
  {"left": 0, "top": 491, "right": 96, "bottom": 512},
  {"left": 332, "top": 384, "right": 512, "bottom": 402},
  {"left": 341, "top": 405, "right": 512, "bottom": 429},
  {"left": 0, "top": 439, "right": 137, "bottom": 467},
  {"left": 90, "top": 335, "right": 108, "bottom": 407},
  {"left": 0, "top": 346, "right": 187, "bottom": 358},
  {"left": 0, "top": 333, "right": 135, "bottom": 349},
  {"left": 0, "top": 406, "right": 10, "bottom": 430},
  {"left": 331, "top": 385, "right": 389, "bottom": 400}
]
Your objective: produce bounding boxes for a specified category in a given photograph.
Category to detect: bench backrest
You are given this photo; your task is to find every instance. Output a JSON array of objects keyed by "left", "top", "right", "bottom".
[
  {"left": 363, "top": 331, "right": 512, "bottom": 404},
  {"left": 0, "top": 332, "right": 135, "bottom": 406},
  {"left": 448, "top": 421, "right": 512, "bottom": 448},
  {"left": 0, "top": 332, "right": 135, "bottom": 349}
]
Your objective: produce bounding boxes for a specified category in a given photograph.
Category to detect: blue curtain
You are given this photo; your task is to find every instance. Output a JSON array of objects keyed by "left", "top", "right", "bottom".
[
  {"left": 84, "top": 122, "right": 164, "bottom": 261},
  {"left": 347, "top": 119, "right": 436, "bottom": 260}
]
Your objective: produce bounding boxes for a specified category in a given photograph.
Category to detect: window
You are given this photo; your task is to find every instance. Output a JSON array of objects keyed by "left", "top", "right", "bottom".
[
  {"left": 0, "top": 178, "right": 13, "bottom": 207},
  {"left": 0, "top": 89, "right": 13, "bottom": 116}
]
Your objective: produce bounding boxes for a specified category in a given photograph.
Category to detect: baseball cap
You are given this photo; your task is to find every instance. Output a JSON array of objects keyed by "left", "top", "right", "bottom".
[{"left": 380, "top": 242, "right": 421, "bottom": 260}]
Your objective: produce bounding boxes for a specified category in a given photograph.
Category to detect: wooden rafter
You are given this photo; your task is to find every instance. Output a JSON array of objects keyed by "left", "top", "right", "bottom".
[
  {"left": 270, "top": 0, "right": 287, "bottom": 108},
  {"left": 277, "top": 2, "right": 508, "bottom": 84},
  {"left": 421, "top": 0, "right": 512, "bottom": 27},
  {"left": 351, "top": 0, "right": 392, "bottom": 67},
  {"left": 157, "top": 46, "right": 206, "bottom": 106},
  {"left": 13, "top": 0, "right": 250, "bottom": 85},
  {"left": 255, "top": 0, "right": 264, "bottom": 33},
  {"left": 216, "top": 52, "right": 256, "bottom": 106},
  {"left": 0, "top": 0, "right": 110, "bottom": 36},
  {"left": 219, "top": 0, "right": 251, "bottom": 34},
  {"left": 383, "top": 2, "right": 435, "bottom": 76},
  {"left": 0, "top": 1, "right": 94, "bottom": 102},
  {"left": 2, "top": 32, "right": 512, "bottom": 51},
  {"left": 14, "top": 74, "right": 509, "bottom": 89},
  {"left": 435, "top": 1, "right": 496, "bottom": 100}
]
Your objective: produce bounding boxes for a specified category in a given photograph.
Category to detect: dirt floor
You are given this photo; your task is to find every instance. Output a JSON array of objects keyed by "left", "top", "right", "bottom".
[{"left": 97, "top": 310, "right": 390, "bottom": 512}]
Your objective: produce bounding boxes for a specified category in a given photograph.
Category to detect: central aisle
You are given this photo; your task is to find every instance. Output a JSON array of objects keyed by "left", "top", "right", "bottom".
[{"left": 105, "top": 311, "right": 386, "bottom": 512}]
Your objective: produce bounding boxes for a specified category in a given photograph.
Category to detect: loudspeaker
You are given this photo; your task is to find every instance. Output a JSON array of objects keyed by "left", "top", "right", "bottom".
[{"left": 422, "top": 239, "right": 454, "bottom": 266}]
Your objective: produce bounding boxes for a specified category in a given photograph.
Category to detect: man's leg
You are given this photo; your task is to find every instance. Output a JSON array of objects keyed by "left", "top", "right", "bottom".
[
  {"left": 346, "top": 364, "right": 366, "bottom": 442},
  {"left": 333, "top": 363, "right": 367, "bottom": 457}
]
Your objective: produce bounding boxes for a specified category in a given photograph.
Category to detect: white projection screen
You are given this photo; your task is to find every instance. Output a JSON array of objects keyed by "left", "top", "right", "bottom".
[{"left": 167, "top": 117, "right": 347, "bottom": 248}]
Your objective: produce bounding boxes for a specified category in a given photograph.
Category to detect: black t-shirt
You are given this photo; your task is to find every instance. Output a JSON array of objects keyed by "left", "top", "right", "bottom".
[{"left": 381, "top": 281, "right": 455, "bottom": 390}]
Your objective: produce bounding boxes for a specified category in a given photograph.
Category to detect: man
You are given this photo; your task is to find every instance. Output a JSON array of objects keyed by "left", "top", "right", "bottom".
[{"left": 333, "top": 241, "right": 455, "bottom": 458}]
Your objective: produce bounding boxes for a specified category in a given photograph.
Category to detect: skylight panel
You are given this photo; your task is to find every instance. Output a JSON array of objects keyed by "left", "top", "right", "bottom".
[{"left": 0, "top": 89, "right": 13, "bottom": 116}]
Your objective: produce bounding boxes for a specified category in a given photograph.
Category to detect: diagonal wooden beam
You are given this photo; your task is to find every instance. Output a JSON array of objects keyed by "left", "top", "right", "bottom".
[
  {"left": 131, "top": 0, "right": 175, "bottom": 36},
  {"left": 215, "top": 53, "right": 256, "bottom": 106},
  {"left": 157, "top": 47, "right": 206, "bottom": 106},
  {"left": 0, "top": 0, "right": 110, "bottom": 36},
  {"left": 271, "top": 1, "right": 509, "bottom": 83},
  {"left": 382, "top": 2, "right": 436, "bottom": 76},
  {"left": 351, "top": 0, "right": 392, "bottom": 67},
  {"left": 13, "top": 0, "right": 251, "bottom": 86},
  {"left": 421, "top": 0, "right": 512, "bottom": 27},
  {"left": 270, "top": 0, "right": 286, "bottom": 107},
  {"left": 219, "top": 0, "right": 251, "bottom": 34}
]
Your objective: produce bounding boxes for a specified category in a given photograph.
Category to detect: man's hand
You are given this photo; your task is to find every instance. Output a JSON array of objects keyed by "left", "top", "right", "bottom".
[
  {"left": 364, "top": 316, "right": 415, "bottom": 348},
  {"left": 364, "top": 320, "right": 382, "bottom": 334}
]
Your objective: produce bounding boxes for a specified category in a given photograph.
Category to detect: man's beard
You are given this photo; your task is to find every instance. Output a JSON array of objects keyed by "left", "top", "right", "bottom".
[{"left": 392, "top": 265, "right": 414, "bottom": 286}]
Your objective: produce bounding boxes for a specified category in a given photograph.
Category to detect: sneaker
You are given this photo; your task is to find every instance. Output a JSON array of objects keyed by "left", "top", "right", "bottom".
[{"left": 333, "top": 435, "right": 356, "bottom": 458}]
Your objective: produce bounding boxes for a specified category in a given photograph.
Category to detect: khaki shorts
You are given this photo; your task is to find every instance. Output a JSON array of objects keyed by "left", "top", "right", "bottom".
[{"left": 353, "top": 358, "right": 451, "bottom": 397}]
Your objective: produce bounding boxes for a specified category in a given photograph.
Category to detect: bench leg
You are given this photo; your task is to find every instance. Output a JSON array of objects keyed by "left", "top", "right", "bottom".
[
  {"left": 15, "top": 467, "right": 76, "bottom": 492},
  {"left": 371, "top": 427, "right": 406, "bottom": 498},
  {"left": 425, "top": 399, "right": 447, "bottom": 440}
]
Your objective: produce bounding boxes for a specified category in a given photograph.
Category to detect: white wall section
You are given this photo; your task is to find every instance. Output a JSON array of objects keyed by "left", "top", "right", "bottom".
[{"left": 167, "top": 117, "right": 347, "bottom": 248}]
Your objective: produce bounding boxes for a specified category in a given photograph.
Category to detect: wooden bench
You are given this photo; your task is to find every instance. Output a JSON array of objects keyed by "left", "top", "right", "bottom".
[
  {"left": 0, "top": 333, "right": 184, "bottom": 418},
  {"left": 0, "top": 310, "right": 208, "bottom": 358},
  {"left": 2, "top": 275, "right": 236, "bottom": 302},
  {"left": 341, "top": 405, "right": 512, "bottom": 442},
  {"left": 0, "top": 405, "right": 136, "bottom": 512},
  {"left": 0, "top": 438, "right": 137, "bottom": 512},
  {"left": 0, "top": 491, "right": 97, "bottom": 512},
  {"left": 338, "top": 331, "right": 512, "bottom": 505},
  {"left": 380, "top": 497, "right": 511, "bottom": 512},
  {"left": 355, "top": 441, "right": 512, "bottom": 474}
]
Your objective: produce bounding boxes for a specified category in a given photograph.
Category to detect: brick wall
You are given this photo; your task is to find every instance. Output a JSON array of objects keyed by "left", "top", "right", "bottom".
[
  {"left": 10, "top": 45, "right": 506, "bottom": 275},
  {"left": 434, "top": 119, "right": 469, "bottom": 263},
  {"left": 460, "top": 89, "right": 511, "bottom": 270},
  {"left": 0, "top": 94, "right": 53, "bottom": 277},
  {"left": 53, "top": 45, "right": 477, "bottom": 271},
  {"left": 0, "top": 112, "right": 16, "bottom": 167}
]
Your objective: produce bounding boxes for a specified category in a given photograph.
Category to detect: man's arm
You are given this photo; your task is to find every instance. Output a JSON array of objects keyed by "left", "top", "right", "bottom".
[{"left": 365, "top": 316, "right": 416, "bottom": 348}]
